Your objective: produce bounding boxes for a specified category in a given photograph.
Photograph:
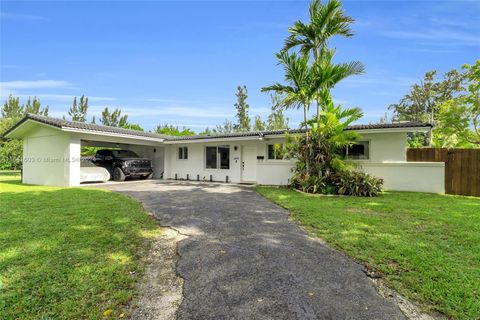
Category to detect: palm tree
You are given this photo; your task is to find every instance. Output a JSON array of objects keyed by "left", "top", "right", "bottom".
[
  {"left": 283, "top": 0, "right": 362, "bottom": 122},
  {"left": 262, "top": 51, "right": 318, "bottom": 170},
  {"left": 261, "top": 51, "right": 316, "bottom": 131},
  {"left": 312, "top": 50, "right": 365, "bottom": 122},
  {"left": 283, "top": 0, "right": 353, "bottom": 60}
]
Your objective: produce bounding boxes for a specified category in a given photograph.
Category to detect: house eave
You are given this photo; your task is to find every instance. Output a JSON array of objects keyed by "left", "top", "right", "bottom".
[
  {"left": 352, "top": 126, "right": 432, "bottom": 134},
  {"left": 61, "top": 127, "right": 166, "bottom": 143}
]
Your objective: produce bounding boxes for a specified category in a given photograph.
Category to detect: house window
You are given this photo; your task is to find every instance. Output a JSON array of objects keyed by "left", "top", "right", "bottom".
[
  {"left": 205, "top": 145, "right": 230, "bottom": 169},
  {"left": 178, "top": 147, "right": 188, "bottom": 160},
  {"left": 343, "top": 141, "right": 370, "bottom": 160},
  {"left": 267, "top": 143, "right": 286, "bottom": 160}
]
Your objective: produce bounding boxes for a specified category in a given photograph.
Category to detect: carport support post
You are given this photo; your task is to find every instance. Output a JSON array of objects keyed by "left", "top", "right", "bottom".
[{"left": 66, "top": 137, "right": 81, "bottom": 187}]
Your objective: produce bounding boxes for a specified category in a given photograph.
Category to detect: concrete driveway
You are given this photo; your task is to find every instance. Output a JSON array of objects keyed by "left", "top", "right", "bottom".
[{"left": 104, "top": 181, "right": 404, "bottom": 320}]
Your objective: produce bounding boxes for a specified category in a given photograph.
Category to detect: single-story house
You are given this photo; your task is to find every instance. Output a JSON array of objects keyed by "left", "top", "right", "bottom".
[{"left": 3, "top": 113, "right": 445, "bottom": 193}]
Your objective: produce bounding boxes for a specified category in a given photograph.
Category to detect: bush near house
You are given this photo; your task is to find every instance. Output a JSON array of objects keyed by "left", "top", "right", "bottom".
[
  {"left": 0, "top": 176, "right": 162, "bottom": 319},
  {"left": 255, "top": 186, "right": 480, "bottom": 320}
]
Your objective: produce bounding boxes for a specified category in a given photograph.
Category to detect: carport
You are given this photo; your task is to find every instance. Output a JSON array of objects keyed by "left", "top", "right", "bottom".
[
  {"left": 3, "top": 113, "right": 167, "bottom": 186},
  {"left": 80, "top": 139, "right": 165, "bottom": 180}
]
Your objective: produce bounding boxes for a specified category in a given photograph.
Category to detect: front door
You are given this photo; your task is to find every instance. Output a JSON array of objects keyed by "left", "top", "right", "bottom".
[{"left": 241, "top": 145, "right": 257, "bottom": 182}]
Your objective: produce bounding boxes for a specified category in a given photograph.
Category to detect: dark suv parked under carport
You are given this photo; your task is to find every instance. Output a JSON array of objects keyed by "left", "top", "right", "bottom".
[{"left": 92, "top": 149, "right": 153, "bottom": 181}]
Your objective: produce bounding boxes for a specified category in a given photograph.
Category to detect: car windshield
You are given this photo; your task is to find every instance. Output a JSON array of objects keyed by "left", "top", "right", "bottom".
[{"left": 111, "top": 150, "right": 140, "bottom": 158}]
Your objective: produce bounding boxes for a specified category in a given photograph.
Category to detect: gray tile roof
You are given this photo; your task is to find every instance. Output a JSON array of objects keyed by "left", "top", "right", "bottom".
[
  {"left": 4, "top": 113, "right": 171, "bottom": 140},
  {"left": 167, "top": 121, "right": 432, "bottom": 141},
  {"left": 3, "top": 113, "right": 431, "bottom": 141}
]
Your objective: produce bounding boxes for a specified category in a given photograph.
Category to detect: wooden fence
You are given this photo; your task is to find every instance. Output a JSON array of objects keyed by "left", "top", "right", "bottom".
[{"left": 407, "top": 148, "right": 480, "bottom": 197}]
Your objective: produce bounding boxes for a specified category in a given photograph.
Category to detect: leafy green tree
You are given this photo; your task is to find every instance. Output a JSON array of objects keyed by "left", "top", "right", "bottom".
[
  {"left": 267, "top": 94, "right": 289, "bottom": 130},
  {"left": 156, "top": 124, "right": 195, "bottom": 136},
  {"left": 0, "top": 95, "right": 49, "bottom": 170},
  {"left": 198, "top": 127, "right": 213, "bottom": 136},
  {"left": 24, "top": 97, "right": 49, "bottom": 116},
  {"left": 68, "top": 95, "right": 89, "bottom": 122},
  {"left": 212, "top": 119, "right": 235, "bottom": 134},
  {"left": 253, "top": 115, "right": 266, "bottom": 131},
  {"left": 2, "top": 95, "right": 23, "bottom": 119},
  {"left": 433, "top": 60, "right": 480, "bottom": 147},
  {"left": 389, "top": 70, "right": 465, "bottom": 124},
  {"left": 283, "top": 0, "right": 358, "bottom": 122},
  {"left": 234, "top": 85, "right": 251, "bottom": 132},
  {"left": 121, "top": 123, "right": 144, "bottom": 131},
  {"left": 101, "top": 107, "right": 129, "bottom": 127}
]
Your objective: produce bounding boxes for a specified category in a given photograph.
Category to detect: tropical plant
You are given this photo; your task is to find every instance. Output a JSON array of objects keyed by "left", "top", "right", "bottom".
[
  {"left": 262, "top": 51, "right": 320, "bottom": 170},
  {"left": 283, "top": 0, "right": 361, "bottom": 122},
  {"left": 262, "top": 51, "right": 317, "bottom": 131},
  {"left": 334, "top": 170, "right": 383, "bottom": 197},
  {"left": 312, "top": 49, "right": 364, "bottom": 123},
  {"left": 287, "top": 100, "right": 365, "bottom": 194}
]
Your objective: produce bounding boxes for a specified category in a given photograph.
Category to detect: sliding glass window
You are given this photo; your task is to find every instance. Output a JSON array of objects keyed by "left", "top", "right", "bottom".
[{"left": 205, "top": 145, "right": 230, "bottom": 169}]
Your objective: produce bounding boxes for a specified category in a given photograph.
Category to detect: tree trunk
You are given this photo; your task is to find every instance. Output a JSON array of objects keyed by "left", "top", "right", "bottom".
[{"left": 304, "top": 105, "right": 309, "bottom": 172}]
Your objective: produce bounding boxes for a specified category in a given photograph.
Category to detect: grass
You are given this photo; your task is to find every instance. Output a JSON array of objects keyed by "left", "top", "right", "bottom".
[
  {"left": 255, "top": 187, "right": 480, "bottom": 320},
  {"left": 0, "top": 176, "right": 162, "bottom": 319}
]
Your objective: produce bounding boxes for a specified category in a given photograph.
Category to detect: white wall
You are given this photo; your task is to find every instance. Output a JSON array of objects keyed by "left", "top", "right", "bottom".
[
  {"left": 359, "top": 132, "right": 407, "bottom": 162},
  {"left": 165, "top": 141, "right": 242, "bottom": 182},
  {"left": 165, "top": 137, "right": 295, "bottom": 184},
  {"left": 359, "top": 162, "right": 445, "bottom": 193},
  {"left": 22, "top": 126, "right": 80, "bottom": 187},
  {"left": 128, "top": 145, "right": 165, "bottom": 179}
]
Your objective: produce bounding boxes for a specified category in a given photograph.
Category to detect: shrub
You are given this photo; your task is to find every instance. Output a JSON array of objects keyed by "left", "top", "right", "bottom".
[{"left": 334, "top": 170, "right": 383, "bottom": 197}]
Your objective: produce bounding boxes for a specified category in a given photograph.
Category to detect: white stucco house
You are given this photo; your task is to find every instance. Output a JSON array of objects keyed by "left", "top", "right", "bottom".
[{"left": 3, "top": 113, "right": 445, "bottom": 193}]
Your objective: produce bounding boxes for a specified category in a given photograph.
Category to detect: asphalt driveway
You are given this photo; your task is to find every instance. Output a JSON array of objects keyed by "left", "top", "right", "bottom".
[{"left": 104, "top": 181, "right": 405, "bottom": 320}]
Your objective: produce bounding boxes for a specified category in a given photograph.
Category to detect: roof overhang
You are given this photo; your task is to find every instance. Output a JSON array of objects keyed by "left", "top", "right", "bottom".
[
  {"left": 3, "top": 117, "right": 166, "bottom": 143},
  {"left": 164, "top": 126, "right": 431, "bottom": 144},
  {"left": 62, "top": 127, "right": 165, "bottom": 143},
  {"left": 352, "top": 126, "right": 432, "bottom": 134},
  {"left": 3, "top": 118, "right": 61, "bottom": 139}
]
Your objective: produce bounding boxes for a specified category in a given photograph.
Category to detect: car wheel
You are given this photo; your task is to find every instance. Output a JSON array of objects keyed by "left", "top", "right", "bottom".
[
  {"left": 140, "top": 173, "right": 153, "bottom": 180},
  {"left": 113, "top": 167, "right": 126, "bottom": 181}
]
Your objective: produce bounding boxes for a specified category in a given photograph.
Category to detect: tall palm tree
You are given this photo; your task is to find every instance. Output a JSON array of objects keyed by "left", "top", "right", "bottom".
[
  {"left": 261, "top": 51, "right": 317, "bottom": 131},
  {"left": 262, "top": 51, "right": 318, "bottom": 170},
  {"left": 312, "top": 50, "right": 365, "bottom": 122},
  {"left": 283, "top": 0, "right": 361, "bottom": 122},
  {"left": 283, "top": 0, "right": 353, "bottom": 61}
]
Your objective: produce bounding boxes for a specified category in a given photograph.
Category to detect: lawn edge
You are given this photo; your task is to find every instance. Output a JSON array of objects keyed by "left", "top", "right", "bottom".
[{"left": 253, "top": 186, "right": 446, "bottom": 320}]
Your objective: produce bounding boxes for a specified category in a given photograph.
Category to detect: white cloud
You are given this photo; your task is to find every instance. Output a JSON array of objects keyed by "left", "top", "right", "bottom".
[
  {"left": 340, "top": 76, "right": 418, "bottom": 88},
  {"left": 382, "top": 29, "right": 480, "bottom": 47},
  {"left": 16, "top": 94, "right": 117, "bottom": 102},
  {"left": 144, "top": 98, "right": 189, "bottom": 103},
  {"left": 123, "top": 106, "right": 233, "bottom": 118},
  {"left": 0, "top": 12, "right": 47, "bottom": 21},
  {"left": 0, "top": 80, "right": 73, "bottom": 91}
]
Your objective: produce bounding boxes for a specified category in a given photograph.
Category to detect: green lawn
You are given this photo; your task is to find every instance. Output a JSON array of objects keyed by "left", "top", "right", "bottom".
[
  {"left": 0, "top": 176, "right": 162, "bottom": 319},
  {"left": 255, "top": 187, "right": 480, "bottom": 320}
]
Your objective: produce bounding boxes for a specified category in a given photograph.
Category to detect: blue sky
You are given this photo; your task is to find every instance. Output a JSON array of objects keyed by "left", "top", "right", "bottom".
[{"left": 1, "top": 1, "right": 479, "bottom": 132}]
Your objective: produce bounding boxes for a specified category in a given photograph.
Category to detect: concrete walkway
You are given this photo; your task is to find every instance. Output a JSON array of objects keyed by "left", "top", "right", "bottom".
[{"left": 104, "top": 181, "right": 405, "bottom": 320}]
